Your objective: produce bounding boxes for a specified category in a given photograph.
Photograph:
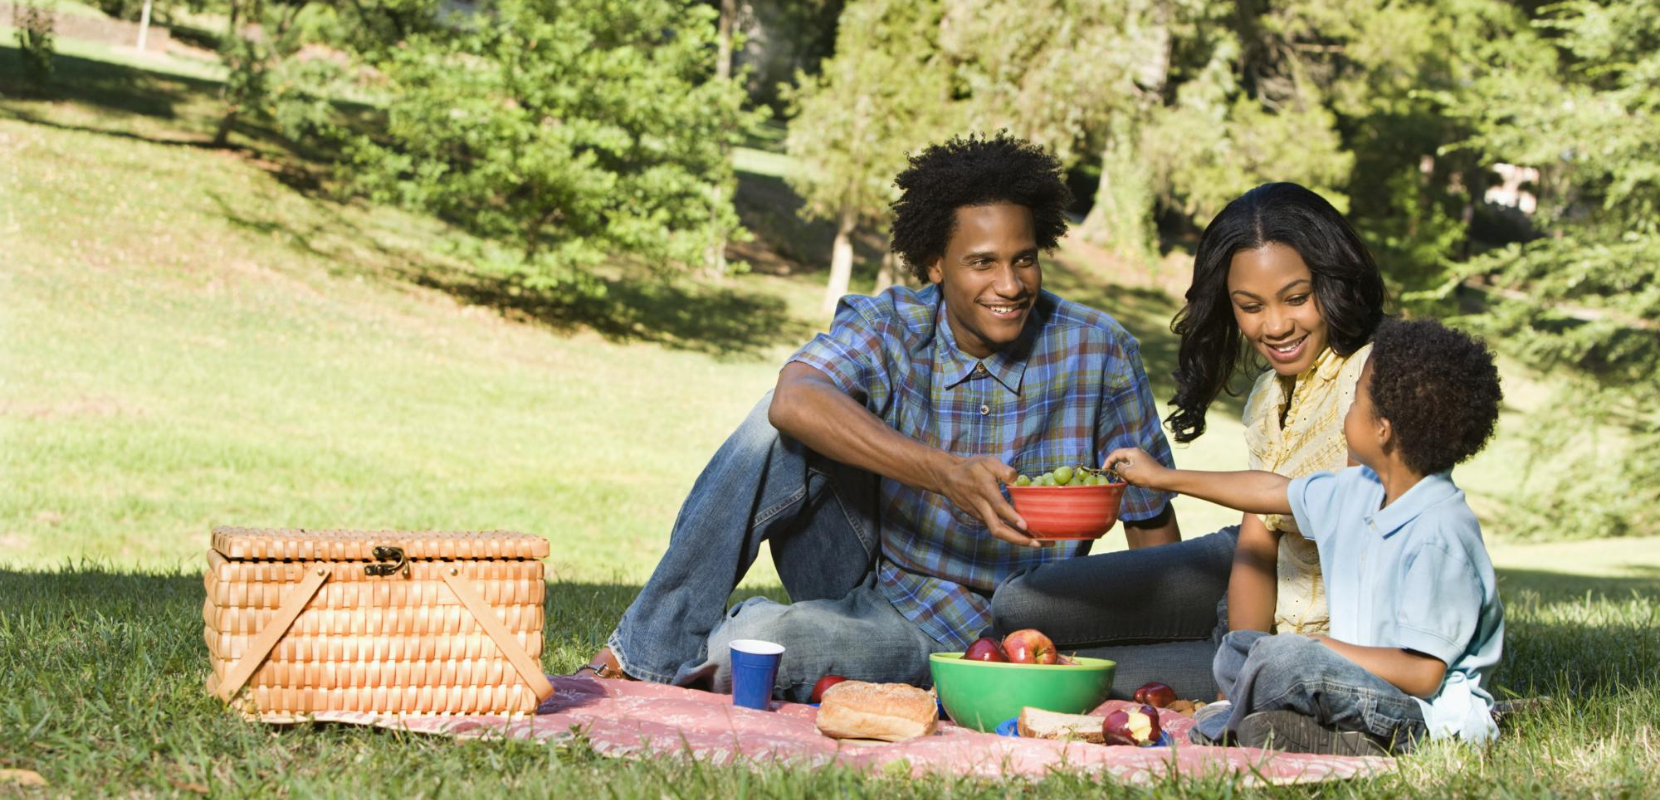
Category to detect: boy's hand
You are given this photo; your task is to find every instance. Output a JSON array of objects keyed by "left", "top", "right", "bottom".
[{"left": 1105, "top": 447, "right": 1169, "bottom": 489}]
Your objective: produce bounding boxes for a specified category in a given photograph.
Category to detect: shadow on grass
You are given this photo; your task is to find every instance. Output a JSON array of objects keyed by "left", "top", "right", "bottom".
[
  {"left": 6, "top": 562, "right": 1658, "bottom": 708},
  {"left": 0, "top": 45, "right": 220, "bottom": 120},
  {"left": 206, "top": 182, "right": 814, "bottom": 359},
  {"left": 1493, "top": 567, "right": 1660, "bottom": 698},
  {"left": 410, "top": 265, "right": 815, "bottom": 360}
]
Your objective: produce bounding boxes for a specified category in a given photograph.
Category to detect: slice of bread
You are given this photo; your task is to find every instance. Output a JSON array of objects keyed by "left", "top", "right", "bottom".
[
  {"left": 1017, "top": 707, "right": 1106, "bottom": 743},
  {"left": 814, "top": 681, "right": 938, "bottom": 742}
]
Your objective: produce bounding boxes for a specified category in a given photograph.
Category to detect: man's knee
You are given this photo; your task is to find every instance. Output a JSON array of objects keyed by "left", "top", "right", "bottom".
[{"left": 989, "top": 575, "right": 1039, "bottom": 635}]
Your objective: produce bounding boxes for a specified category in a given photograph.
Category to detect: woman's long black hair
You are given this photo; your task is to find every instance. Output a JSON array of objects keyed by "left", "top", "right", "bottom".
[{"left": 1165, "top": 183, "right": 1387, "bottom": 443}]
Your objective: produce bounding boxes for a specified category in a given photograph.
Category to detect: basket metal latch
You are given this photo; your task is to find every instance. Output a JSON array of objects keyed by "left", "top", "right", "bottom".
[{"left": 365, "top": 545, "right": 409, "bottom": 577}]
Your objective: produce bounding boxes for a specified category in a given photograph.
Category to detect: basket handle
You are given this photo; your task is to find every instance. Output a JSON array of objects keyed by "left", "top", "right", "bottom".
[
  {"left": 440, "top": 568, "right": 556, "bottom": 703},
  {"left": 215, "top": 564, "right": 332, "bottom": 702}
]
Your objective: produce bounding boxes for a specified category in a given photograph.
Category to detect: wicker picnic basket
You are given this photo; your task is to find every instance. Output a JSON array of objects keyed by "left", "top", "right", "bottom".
[{"left": 203, "top": 526, "right": 555, "bottom": 717}]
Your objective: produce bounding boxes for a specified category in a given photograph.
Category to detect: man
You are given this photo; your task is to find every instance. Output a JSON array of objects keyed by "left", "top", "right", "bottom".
[{"left": 581, "top": 133, "right": 1180, "bottom": 701}]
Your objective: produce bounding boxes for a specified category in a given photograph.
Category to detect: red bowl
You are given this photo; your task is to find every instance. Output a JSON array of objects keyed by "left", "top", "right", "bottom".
[{"left": 1006, "top": 482, "right": 1128, "bottom": 540}]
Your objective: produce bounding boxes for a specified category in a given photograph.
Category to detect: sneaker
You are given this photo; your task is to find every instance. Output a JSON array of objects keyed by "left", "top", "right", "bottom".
[{"left": 1235, "top": 710, "right": 1398, "bottom": 756}]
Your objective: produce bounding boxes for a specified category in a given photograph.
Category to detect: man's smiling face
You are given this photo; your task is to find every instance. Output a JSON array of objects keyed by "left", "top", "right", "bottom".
[{"left": 927, "top": 203, "right": 1041, "bottom": 359}]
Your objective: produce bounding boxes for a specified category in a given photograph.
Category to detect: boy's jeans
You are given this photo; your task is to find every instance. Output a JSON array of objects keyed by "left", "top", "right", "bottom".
[
  {"left": 605, "top": 392, "right": 884, "bottom": 686},
  {"left": 1195, "top": 630, "right": 1428, "bottom": 746}
]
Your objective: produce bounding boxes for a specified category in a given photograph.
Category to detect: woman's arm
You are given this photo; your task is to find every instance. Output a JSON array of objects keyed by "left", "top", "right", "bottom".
[
  {"left": 1313, "top": 637, "right": 1447, "bottom": 698},
  {"left": 1227, "top": 513, "right": 1280, "bottom": 632}
]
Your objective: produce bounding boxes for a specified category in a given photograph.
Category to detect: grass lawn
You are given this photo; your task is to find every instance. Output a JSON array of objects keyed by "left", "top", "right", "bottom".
[{"left": 4, "top": 43, "right": 1660, "bottom": 798}]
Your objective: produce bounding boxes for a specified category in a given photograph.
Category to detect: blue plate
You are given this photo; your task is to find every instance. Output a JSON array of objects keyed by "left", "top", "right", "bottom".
[{"left": 994, "top": 716, "right": 1172, "bottom": 746}]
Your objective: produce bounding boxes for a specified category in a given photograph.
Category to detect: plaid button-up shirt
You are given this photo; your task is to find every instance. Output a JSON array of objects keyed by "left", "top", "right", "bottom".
[{"left": 789, "top": 285, "right": 1176, "bottom": 648}]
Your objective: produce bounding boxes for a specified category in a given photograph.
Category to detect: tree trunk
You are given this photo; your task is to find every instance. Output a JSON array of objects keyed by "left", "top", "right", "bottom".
[
  {"left": 703, "top": 184, "right": 729, "bottom": 277},
  {"left": 136, "top": 0, "right": 154, "bottom": 53},
  {"left": 1080, "top": 0, "right": 1170, "bottom": 264},
  {"left": 213, "top": 0, "right": 241, "bottom": 148},
  {"left": 1079, "top": 136, "right": 1155, "bottom": 262},
  {"left": 874, "top": 248, "right": 898, "bottom": 294},
  {"left": 716, "top": 0, "right": 737, "bottom": 82},
  {"left": 822, "top": 203, "right": 858, "bottom": 315}
]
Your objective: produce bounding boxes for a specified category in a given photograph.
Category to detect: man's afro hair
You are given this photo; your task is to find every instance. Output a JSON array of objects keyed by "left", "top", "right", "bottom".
[
  {"left": 889, "top": 133, "right": 1072, "bottom": 284},
  {"left": 1368, "top": 318, "right": 1504, "bottom": 476}
]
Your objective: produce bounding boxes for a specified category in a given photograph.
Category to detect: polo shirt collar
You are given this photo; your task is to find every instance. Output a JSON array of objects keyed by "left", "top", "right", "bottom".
[
  {"left": 935, "top": 300, "right": 1034, "bottom": 393},
  {"left": 1366, "top": 470, "right": 1460, "bottom": 537}
]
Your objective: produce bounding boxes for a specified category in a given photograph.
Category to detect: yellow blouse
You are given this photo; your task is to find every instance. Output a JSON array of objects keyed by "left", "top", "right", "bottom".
[{"left": 1240, "top": 342, "right": 1373, "bottom": 635}]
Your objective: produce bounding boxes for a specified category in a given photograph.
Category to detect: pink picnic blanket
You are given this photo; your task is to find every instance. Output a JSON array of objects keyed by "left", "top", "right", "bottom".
[{"left": 278, "top": 677, "right": 1392, "bottom": 785}]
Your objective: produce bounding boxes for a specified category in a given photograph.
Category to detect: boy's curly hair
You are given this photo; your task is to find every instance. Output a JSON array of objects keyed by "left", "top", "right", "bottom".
[
  {"left": 1368, "top": 318, "right": 1504, "bottom": 475},
  {"left": 889, "top": 133, "right": 1072, "bottom": 284}
]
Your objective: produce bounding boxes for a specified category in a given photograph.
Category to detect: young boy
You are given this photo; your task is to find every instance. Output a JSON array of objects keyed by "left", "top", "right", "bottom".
[{"left": 1106, "top": 318, "right": 1505, "bottom": 755}]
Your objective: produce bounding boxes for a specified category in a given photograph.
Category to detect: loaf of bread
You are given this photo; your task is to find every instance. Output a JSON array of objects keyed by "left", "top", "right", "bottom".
[
  {"left": 1016, "top": 707, "right": 1106, "bottom": 743},
  {"left": 814, "top": 681, "right": 938, "bottom": 742}
]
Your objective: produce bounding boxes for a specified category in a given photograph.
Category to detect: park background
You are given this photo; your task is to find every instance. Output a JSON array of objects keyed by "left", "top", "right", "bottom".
[{"left": 2, "top": 0, "right": 1657, "bottom": 796}]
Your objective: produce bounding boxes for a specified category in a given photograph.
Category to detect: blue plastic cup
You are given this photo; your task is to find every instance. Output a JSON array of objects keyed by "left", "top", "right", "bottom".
[{"left": 729, "top": 639, "right": 785, "bottom": 711}]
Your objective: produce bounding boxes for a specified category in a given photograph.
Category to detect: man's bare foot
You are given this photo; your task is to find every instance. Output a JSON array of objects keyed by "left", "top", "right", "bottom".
[{"left": 573, "top": 647, "right": 637, "bottom": 681}]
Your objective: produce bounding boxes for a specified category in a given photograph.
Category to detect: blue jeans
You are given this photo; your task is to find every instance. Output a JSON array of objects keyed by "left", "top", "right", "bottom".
[
  {"left": 691, "top": 574, "right": 955, "bottom": 702},
  {"left": 1195, "top": 630, "right": 1428, "bottom": 745},
  {"left": 989, "top": 527, "right": 1237, "bottom": 699},
  {"left": 607, "top": 392, "right": 886, "bottom": 689}
]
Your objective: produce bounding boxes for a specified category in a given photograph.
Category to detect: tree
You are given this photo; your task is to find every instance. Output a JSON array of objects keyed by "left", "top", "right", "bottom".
[
  {"left": 934, "top": 0, "right": 1354, "bottom": 265},
  {"left": 1443, "top": 0, "right": 1660, "bottom": 538},
  {"left": 350, "top": 0, "right": 757, "bottom": 288},
  {"left": 937, "top": 0, "right": 1175, "bottom": 261},
  {"left": 783, "top": 0, "right": 956, "bottom": 314}
]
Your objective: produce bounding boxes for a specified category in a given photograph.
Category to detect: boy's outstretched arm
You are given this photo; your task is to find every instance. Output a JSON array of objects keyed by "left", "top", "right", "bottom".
[
  {"left": 1314, "top": 638, "right": 1447, "bottom": 698},
  {"left": 1105, "top": 448, "right": 1294, "bottom": 516}
]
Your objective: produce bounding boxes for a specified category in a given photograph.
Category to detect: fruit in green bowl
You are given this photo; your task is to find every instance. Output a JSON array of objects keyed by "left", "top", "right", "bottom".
[{"left": 928, "top": 652, "right": 1116, "bottom": 733}]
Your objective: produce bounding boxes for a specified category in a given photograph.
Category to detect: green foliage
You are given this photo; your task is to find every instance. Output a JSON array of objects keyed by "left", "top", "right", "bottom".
[
  {"left": 938, "top": 0, "right": 1174, "bottom": 260},
  {"left": 90, "top": 0, "right": 144, "bottom": 20},
  {"left": 1446, "top": 0, "right": 1660, "bottom": 539},
  {"left": 782, "top": 0, "right": 956, "bottom": 227},
  {"left": 1146, "top": 84, "right": 1354, "bottom": 225},
  {"left": 12, "top": 0, "right": 56, "bottom": 95},
  {"left": 350, "top": 0, "right": 758, "bottom": 287}
]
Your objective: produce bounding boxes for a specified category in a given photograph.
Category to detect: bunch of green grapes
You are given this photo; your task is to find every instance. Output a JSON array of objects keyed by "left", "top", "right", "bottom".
[{"left": 1012, "top": 465, "right": 1121, "bottom": 487}]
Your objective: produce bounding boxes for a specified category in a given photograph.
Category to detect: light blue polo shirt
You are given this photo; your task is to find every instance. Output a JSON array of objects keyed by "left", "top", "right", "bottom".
[{"left": 1288, "top": 467, "right": 1505, "bottom": 742}]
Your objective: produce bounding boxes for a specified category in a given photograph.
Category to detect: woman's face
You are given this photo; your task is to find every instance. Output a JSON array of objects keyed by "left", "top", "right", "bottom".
[{"left": 1227, "top": 243, "right": 1330, "bottom": 377}]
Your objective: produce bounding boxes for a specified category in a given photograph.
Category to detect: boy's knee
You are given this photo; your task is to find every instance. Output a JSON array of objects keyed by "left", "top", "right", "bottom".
[{"left": 1238, "top": 632, "right": 1322, "bottom": 667}]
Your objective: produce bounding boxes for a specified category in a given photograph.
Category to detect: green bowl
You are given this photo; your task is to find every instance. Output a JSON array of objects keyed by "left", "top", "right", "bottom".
[{"left": 928, "top": 652, "right": 1116, "bottom": 732}]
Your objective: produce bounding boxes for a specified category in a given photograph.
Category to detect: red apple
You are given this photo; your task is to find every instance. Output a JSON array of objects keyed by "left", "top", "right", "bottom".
[
  {"left": 810, "top": 674, "right": 849, "bottom": 704},
  {"left": 1001, "top": 629, "right": 1058, "bottom": 665},
  {"left": 1133, "top": 681, "right": 1178, "bottom": 708},
  {"left": 963, "top": 637, "right": 1009, "bottom": 663},
  {"left": 1102, "top": 704, "right": 1163, "bottom": 747}
]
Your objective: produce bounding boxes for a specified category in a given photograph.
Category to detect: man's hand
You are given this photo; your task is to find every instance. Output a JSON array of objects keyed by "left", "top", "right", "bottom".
[
  {"left": 1104, "top": 447, "right": 1171, "bottom": 490},
  {"left": 931, "top": 454, "right": 1039, "bottom": 548}
]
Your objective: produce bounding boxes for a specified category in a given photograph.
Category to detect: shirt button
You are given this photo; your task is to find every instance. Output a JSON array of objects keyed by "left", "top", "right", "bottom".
[
  {"left": 975, "top": 364, "right": 988, "bottom": 375},
  {"left": 979, "top": 404, "right": 990, "bottom": 415}
]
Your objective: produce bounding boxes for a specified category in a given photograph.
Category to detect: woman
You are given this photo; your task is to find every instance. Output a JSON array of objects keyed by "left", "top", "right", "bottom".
[{"left": 989, "top": 182, "right": 1387, "bottom": 699}]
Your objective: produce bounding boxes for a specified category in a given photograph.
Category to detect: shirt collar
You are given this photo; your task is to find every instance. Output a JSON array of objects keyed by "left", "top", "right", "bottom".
[
  {"left": 935, "top": 296, "right": 1036, "bottom": 393},
  {"left": 1365, "top": 470, "right": 1461, "bottom": 538},
  {"left": 1304, "top": 345, "right": 1345, "bottom": 384}
]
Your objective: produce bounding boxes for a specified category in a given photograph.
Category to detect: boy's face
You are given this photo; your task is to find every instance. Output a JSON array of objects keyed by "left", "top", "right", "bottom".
[
  {"left": 1344, "top": 359, "right": 1388, "bottom": 468},
  {"left": 927, "top": 203, "right": 1041, "bottom": 359}
]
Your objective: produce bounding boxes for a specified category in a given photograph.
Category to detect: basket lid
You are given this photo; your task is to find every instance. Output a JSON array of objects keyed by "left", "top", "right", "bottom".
[{"left": 211, "top": 527, "right": 550, "bottom": 561}]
